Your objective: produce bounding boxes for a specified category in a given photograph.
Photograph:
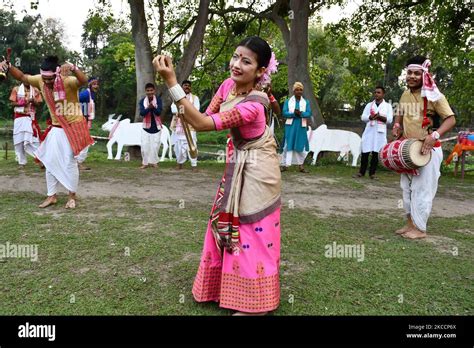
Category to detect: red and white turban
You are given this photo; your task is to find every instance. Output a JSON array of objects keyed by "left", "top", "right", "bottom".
[
  {"left": 407, "top": 59, "right": 442, "bottom": 102},
  {"left": 40, "top": 66, "right": 66, "bottom": 102}
]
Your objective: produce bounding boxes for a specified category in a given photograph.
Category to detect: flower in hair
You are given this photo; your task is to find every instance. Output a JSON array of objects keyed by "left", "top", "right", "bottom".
[{"left": 259, "top": 51, "right": 279, "bottom": 85}]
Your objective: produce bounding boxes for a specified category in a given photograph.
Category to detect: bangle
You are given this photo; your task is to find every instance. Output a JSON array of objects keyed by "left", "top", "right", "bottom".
[
  {"left": 431, "top": 131, "right": 440, "bottom": 140},
  {"left": 168, "top": 84, "right": 186, "bottom": 103}
]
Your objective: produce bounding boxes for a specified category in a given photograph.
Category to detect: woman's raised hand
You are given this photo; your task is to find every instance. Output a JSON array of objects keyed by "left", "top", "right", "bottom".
[{"left": 153, "top": 55, "right": 177, "bottom": 87}]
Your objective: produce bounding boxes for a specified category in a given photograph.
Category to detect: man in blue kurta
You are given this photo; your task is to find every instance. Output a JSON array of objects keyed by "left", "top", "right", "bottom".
[
  {"left": 77, "top": 77, "right": 100, "bottom": 170},
  {"left": 139, "top": 83, "right": 163, "bottom": 169},
  {"left": 281, "top": 82, "right": 312, "bottom": 173}
]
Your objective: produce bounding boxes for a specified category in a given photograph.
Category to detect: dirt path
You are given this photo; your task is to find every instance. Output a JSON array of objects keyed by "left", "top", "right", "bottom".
[{"left": 1, "top": 168, "right": 473, "bottom": 218}]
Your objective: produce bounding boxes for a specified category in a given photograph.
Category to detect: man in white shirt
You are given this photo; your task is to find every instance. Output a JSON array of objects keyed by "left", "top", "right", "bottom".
[
  {"left": 353, "top": 86, "right": 393, "bottom": 179},
  {"left": 170, "top": 80, "right": 200, "bottom": 171}
]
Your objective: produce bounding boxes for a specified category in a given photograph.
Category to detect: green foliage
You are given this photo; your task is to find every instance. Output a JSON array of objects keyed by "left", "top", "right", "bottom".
[
  {"left": 93, "top": 32, "right": 136, "bottom": 119},
  {"left": 307, "top": 25, "right": 386, "bottom": 120},
  {"left": 0, "top": 151, "right": 472, "bottom": 315},
  {"left": 332, "top": 0, "right": 473, "bottom": 126},
  {"left": 80, "top": 3, "right": 135, "bottom": 120},
  {"left": 0, "top": 8, "right": 73, "bottom": 124}
]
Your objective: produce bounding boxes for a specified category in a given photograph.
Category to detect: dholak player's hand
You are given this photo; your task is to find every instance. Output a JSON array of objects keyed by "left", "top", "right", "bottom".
[
  {"left": 421, "top": 134, "right": 436, "bottom": 155},
  {"left": 0, "top": 57, "right": 10, "bottom": 73},
  {"left": 392, "top": 126, "right": 402, "bottom": 139},
  {"left": 153, "top": 55, "right": 177, "bottom": 87}
]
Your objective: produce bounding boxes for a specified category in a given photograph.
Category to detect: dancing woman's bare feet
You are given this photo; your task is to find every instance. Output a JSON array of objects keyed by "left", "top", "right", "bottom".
[
  {"left": 140, "top": 164, "right": 148, "bottom": 169},
  {"left": 38, "top": 195, "right": 57, "bottom": 208}
]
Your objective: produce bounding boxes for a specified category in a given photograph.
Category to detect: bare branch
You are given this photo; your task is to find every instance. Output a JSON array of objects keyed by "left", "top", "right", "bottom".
[
  {"left": 157, "top": 0, "right": 165, "bottom": 53},
  {"left": 161, "top": 15, "right": 198, "bottom": 51}
]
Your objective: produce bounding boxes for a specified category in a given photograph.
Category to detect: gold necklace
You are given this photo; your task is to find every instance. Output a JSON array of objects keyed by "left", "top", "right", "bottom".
[{"left": 231, "top": 86, "right": 253, "bottom": 96}]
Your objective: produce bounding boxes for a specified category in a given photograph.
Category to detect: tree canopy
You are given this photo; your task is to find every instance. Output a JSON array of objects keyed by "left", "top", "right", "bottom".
[{"left": 1, "top": 0, "right": 472, "bottom": 127}]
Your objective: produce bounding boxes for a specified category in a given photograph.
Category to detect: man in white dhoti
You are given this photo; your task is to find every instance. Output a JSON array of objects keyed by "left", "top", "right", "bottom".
[
  {"left": 353, "top": 86, "right": 393, "bottom": 179},
  {"left": 1, "top": 55, "right": 93, "bottom": 209},
  {"left": 139, "top": 83, "right": 163, "bottom": 169},
  {"left": 393, "top": 56, "right": 456, "bottom": 239},
  {"left": 170, "top": 80, "right": 199, "bottom": 171},
  {"left": 9, "top": 80, "right": 43, "bottom": 168}
]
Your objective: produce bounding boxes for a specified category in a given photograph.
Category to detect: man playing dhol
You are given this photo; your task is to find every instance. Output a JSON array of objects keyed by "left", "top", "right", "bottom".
[{"left": 393, "top": 56, "right": 456, "bottom": 239}]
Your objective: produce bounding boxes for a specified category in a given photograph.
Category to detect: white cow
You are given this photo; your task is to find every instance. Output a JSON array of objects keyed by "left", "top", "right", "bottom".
[
  {"left": 308, "top": 124, "right": 361, "bottom": 167},
  {"left": 101, "top": 114, "right": 172, "bottom": 161}
]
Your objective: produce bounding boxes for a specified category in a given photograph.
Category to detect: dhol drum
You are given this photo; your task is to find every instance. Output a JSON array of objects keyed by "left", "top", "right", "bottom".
[{"left": 379, "top": 138, "right": 431, "bottom": 175}]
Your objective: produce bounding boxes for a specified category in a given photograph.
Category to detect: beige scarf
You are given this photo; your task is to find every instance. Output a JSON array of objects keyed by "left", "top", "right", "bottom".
[{"left": 211, "top": 90, "right": 281, "bottom": 253}]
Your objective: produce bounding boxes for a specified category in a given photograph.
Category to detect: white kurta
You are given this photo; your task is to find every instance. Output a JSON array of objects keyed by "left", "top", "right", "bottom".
[
  {"left": 13, "top": 117, "right": 35, "bottom": 144},
  {"left": 35, "top": 127, "right": 79, "bottom": 195},
  {"left": 76, "top": 146, "right": 89, "bottom": 164},
  {"left": 13, "top": 117, "right": 39, "bottom": 165},
  {"left": 174, "top": 131, "right": 198, "bottom": 166},
  {"left": 171, "top": 93, "right": 200, "bottom": 115},
  {"left": 171, "top": 93, "right": 200, "bottom": 166},
  {"left": 360, "top": 100, "right": 393, "bottom": 153},
  {"left": 400, "top": 147, "right": 443, "bottom": 232},
  {"left": 280, "top": 144, "right": 308, "bottom": 166}
]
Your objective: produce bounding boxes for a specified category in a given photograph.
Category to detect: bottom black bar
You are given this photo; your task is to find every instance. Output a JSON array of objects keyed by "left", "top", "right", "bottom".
[{"left": 0, "top": 316, "right": 472, "bottom": 346}]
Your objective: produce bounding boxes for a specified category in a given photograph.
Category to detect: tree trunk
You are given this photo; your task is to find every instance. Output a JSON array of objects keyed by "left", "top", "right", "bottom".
[
  {"left": 287, "top": 0, "right": 323, "bottom": 127},
  {"left": 157, "top": 0, "right": 165, "bottom": 54},
  {"left": 156, "top": 0, "right": 211, "bottom": 123},
  {"left": 128, "top": 0, "right": 155, "bottom": 159},
  {"left": 129, "top": 0, "right": 155, "bottom": 123},
  {"left": 175, "top": 0, "right": 211, "bottom": 82}
]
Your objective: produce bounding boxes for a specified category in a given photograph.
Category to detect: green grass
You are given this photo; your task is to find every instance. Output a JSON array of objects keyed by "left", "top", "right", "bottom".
[
  {"left": 0, "top": 144, "right": 472, "bottom": 315},
  {"left": 0, "top": 190, "right": 472, "bottom": 315}
]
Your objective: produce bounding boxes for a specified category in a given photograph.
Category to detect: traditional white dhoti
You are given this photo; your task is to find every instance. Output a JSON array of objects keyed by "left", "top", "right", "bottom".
[
  {"left": 400, "top": 147, "right": 443, "bottom": 232},
  {"left": 76, "top": 146, "right": 89, "bottom": 163},
  {"left": 280, "top": 143, "right": 308, "bottom": 166},
  {"left": 141, "top": 130, "right": 161, "bottom": 165},
  {"left": 13, "top": 117, "right": 39, "bottom": 165},
  {"left": 35, "top": 127, "right": 79, "bottom": 195},
  {"left": 174, "top": 131, "right": 197, "bottom": 166}
]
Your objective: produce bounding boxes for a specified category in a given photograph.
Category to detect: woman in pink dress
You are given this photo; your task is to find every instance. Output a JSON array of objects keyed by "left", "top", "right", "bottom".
[{"left": 154, "top": 36, "right": 281, "bottom": 315}]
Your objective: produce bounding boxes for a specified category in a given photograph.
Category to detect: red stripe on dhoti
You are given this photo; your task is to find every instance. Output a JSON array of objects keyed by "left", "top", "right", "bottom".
[{"left": 43, "top": 87, "right": 94, "bottom": 156}]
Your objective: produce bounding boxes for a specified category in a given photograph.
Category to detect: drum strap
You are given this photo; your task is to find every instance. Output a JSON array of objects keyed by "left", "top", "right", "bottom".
[{"left": 423, "top": 97, "right": 441, "bottom": 148}]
